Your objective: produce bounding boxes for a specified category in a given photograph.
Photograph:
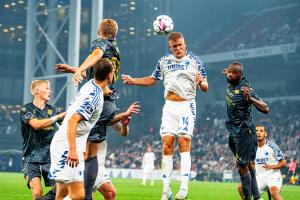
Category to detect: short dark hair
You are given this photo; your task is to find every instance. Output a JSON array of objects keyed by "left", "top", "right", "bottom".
[
  {"left": 93, "top": 58, "right": 113, "bottom": 81},
  {"left": 228, "top": 61, "right": 243, "bottom": 74},
  {"left": 256, "top": 124, "right": 267, "bottom": 132},
  {"left": 168, "top": 32, "right": 184, "bottom": 42}
]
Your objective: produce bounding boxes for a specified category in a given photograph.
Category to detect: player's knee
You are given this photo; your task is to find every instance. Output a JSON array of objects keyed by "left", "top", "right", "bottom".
[
  {"left": 269, "top": 187, "right": 281, "bottom": 198},
  {"left": 104, "top": 190, "right": 116, "bottom": 200},
  {"left": 162, "top": 139, "right": 174, "bottom": 155},
  {"left": 69, "top": 190, "right": 85, "bottom": 200},
  {"left": 237, "top": 165, "right": 248, "bottom": 176},
  {"left": 85, "top": 142, "right": 99, "bottom": 159},
  {"left": 178, "top": 137, "right": 190, "bottom": 152}
]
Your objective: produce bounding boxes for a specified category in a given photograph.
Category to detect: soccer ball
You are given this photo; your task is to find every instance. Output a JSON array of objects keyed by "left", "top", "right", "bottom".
[{"left": 153, "top": 15, "right": 174, "bottom": 35}]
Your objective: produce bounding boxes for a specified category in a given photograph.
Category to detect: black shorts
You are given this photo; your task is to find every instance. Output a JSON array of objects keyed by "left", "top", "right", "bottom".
[
  {"left": 228, "top": 125, "right": 257, "bottom": 166},
  {"left": 21, "top": 161, "right": 54, "bottom": 189},
  {"left": 87, "top": 97, "right": 116, "bottom": 143}
]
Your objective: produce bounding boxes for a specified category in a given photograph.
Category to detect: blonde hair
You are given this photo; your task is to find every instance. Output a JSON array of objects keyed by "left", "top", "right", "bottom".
[
  {"left": 30, "top": 80, "right": 50, "bottom": 96},
  {"left": 168, "top": 32, "right": 184, "bottom": 42},
  {"left": 98, "top": 19, "right": 118, "bottom": 37}
]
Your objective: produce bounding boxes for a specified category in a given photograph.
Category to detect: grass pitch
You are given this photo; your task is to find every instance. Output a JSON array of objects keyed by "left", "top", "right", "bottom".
[{"left": 0, "top": 172, "right": 299, "bottom": 200}]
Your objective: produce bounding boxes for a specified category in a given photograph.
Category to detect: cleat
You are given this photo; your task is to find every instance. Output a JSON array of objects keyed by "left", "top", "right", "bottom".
[
  {"left": 175, "top": 188, "right": 188, "bottom": 200},
  {"left": 161, "top": 189, "right": 173, "bottom": 200}
]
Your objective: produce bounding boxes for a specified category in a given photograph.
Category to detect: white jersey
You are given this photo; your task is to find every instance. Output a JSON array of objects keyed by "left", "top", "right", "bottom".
[
  {"left": 51, "top": 79, "right": 104, "bottom": 153},
  {"left": 142, "top": 152, "right": 156, "bottom": 170},
  {"left": 255, "top": 140, "right": 284, "bottom": 178},
  {"left": 152, "top": 51, "right": 207, "bottom": 100}
]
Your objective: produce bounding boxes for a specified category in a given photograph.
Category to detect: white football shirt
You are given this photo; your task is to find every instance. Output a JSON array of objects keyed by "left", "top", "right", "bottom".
[
  {"left": 142, "top": 152, "right": 156, "bottom": 170},
  {"left": 52, "top": 79, "right": 104, "bottom": 153},
  {"left": 152, "top": 51, "right": 207, "bottom": 100},
  {"left": 255, "top": 140, "right": 284, "bottom": 178}
]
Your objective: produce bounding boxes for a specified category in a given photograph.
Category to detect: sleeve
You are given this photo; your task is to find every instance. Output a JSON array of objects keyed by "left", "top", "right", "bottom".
[
  {"left": 20, "top": 105, "right": 36, "bottom": 124},
  {"left": 197, "top": 59, "right": 207, "bottom": 78},
  {"left": 270, "top": 142, "right": 285, "bottom": 161},
  {"left": 76, "top": 91, "right": 102, "bottom": 121},
  {"left": 151, "top": 58, "right": 163, "bottom": 80},
  {"left": 90, "top": 39, "right": 107, "bottom": 53}
]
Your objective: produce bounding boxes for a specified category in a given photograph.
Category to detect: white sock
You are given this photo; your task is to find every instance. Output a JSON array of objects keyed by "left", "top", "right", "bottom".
[
  {"left": 63, "top": 196, "right": 72, "bottom": 200},
  {"left": 162, "top": 155, "right": 173, "bottom": 190},
  {"left": 180, "top": 152, "right": 191, "bottom": 190}
]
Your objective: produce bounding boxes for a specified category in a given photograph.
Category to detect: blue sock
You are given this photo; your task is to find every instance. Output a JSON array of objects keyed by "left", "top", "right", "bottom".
[{"left": 84, "top": 156, "right": 98, "bottom": 200}]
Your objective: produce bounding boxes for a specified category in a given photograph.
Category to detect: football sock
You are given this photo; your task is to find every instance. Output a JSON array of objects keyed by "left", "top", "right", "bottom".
[
  {"left": 240, "top": 173, "right": 252, "bottom": 200},
  {"left": 249, "top": 168, "right": 260, "bottom": 199},
  {"left": 63, "top": 196, "right": 71, "bottom": 200},
  {"left": 41, "top": 185, "right": 56, "bottom": 200},
  {"left": 84, "top": 156, "right": 98, "bottom": 200},
  {"left": 162, "top": 155, "right": 173, "bottom": 190},
  {"left": 180, "top": 152, "right": 191, "bottom": 190}
]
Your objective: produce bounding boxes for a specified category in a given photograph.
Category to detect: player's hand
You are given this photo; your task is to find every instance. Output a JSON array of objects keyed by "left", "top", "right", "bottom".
[
  {"left": 57, "top": 112, "right": 67, "bottom": 119},
  {"left": 55, "top": 63, "right": 74, "bottom": 73},
  {"left": 195, "top": 72, "right": 204, "bottom": 84},
  {"left": 122, "top": 74, "right": 134, "bottom": 85},
  {"left": 73, "top": 68, "right": 84, "bottom": 84},
  {"left": 125, "top": 101, "right": 140, "bottom": 117},
  {"left": 241, "top": 87, "right": 252, "bottom": 102},
  {"left": 66, "top": 150, "right": 79, "bottom": 168},
  {"left": 263, "top": 163, "right": 273, "bottom": 170}
]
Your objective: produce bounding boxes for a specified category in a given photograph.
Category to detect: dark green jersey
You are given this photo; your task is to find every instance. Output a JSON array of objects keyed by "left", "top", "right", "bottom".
[
  {"left": 225, "top": 78, "right": 260, "bottom": 130},
  {"left": 20, "top": 103, "right": 63, "bottom": 163},
  {"left": 86, "top": 38, "right": 120, "bottom": 92}
]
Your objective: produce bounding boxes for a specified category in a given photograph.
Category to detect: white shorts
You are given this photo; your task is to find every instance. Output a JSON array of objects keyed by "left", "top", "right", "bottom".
[
  {"left": 160, "top": 99, "right": 196, "bottom": 137},
  {"left": 257, "top": 174, "right": 282, "bottom": 194},
  {"left": 49, "top": 135, "right": 85, "bottom": 184},
  {"left": 93, "top": 141, "right": 111, "bottom": 191}
]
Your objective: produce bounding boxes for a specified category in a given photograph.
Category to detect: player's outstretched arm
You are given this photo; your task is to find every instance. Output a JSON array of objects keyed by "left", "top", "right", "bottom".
[
  {"left": 28, "top": 112, "right": 66, "bottom": 130},
  {"left": 110, "top": 102, "right": 140, "bottom": 125},
  {"left": 122, "top": 75, "right": 157, "bottom": 86},
  {"left": 66, "top": 113, "right": 83, "bottom": 168},
  {"left": 263, "top": 159, "right": 287, "bottom": 170},
  {"left": 73, "top": 49, "right": 104, "bottom": 83},
  {"left": 241, "top": 87, "right": 269, "bottom": 114}
]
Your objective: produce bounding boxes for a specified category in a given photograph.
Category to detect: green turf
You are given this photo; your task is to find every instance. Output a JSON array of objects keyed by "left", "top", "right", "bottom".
[{"left": 0, "top": 172, "right": 299, "bottom": 200}]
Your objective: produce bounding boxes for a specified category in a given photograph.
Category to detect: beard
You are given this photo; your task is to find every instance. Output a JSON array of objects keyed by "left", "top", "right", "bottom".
[{"left": 226, "top": 77, "right": 241, "bottom": 85}]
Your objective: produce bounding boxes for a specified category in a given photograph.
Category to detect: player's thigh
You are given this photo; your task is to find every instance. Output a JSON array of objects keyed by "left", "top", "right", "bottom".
[
  {"left": 161, "top": 135, "right": 176, "bottom": 155},
  {"left": 29, "top": 177, "right": 43, "bottom": 194},
  {"left": 56, "top": 182, "right": 68, "bottom": 199},
  {"left": 68, "top": 181, "right": 85, "bottom": 200},
  {"left": 178, "top": 136, "right": 191, "bottom": 152},
  {"left": 236, "top": 129, "right": 253, "bottom": 166},
  {"left": 85, "top": 141, "right": 101, "bottom": 159},
  {"left": 23, "top": 162, "right": 42, "bottom": 189},
  {"left": 257, "top": 177, "right": 268, "bottom": 195},
  {"left": 267, "top": 176, "right": 282, "bottom": 194}
]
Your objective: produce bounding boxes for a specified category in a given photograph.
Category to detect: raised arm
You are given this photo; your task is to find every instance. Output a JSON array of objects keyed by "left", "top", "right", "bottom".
[
  {"left": 196, "top": 72, "right": 208, "bottom": 92},
  {"left": 122, "top": 75, "right": 157, "bottom": 86},
  {"left": 241, "top": 87, "right": 269, "bottom": 114},
  {"left": 28, "top": 112, "right": 66, "bottom": 130},
  {"left": 66, "top": 113, "right": 83, "bottom": 168}
]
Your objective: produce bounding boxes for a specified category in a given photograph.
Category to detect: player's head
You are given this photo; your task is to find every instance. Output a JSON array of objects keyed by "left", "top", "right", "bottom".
[
  {"left": 98, "top": 19, "right": 118, "bottom": 39},
  {"left": 168, "top": 32, "right": 186, "bottom": 59},
  {"left": 256, "top": 124, "right": 267, "bottom": 142},
  {"left": 225, "top": 61, "right": 243, "bottom": 85},
  {"left": 30, "top": 80, "right": 52, "bottom": 102},
  {"left": 93, "top": 58, "right": 114, "bottom": 84},
  {"left": 147, "top": 146, "right": 153, "bottom": 152}
]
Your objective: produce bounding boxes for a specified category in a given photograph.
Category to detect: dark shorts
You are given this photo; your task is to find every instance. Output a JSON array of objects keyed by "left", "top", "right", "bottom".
[
  {"left": 228, "top": 124, "right": 257, "bottom": 166},
  {"left": 87, "top": 97, "right": 116, "bottom": 143},
  {"left": 21, "top": 161, "right": 54, "bottom": 189}
]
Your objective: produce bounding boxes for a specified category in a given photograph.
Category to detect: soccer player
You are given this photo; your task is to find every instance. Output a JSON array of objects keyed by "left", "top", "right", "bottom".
[
  {"left": 55, "top": 18, "right": 124, "bottom": 200},
  {"left": 224, "top": 61, "right": 269, "bottom": 200},
  {"left": 141, "top": 146, "right": 156, "bottom": 186},
  {"left": 122, "top": 32, "right": 208, "bottom": 200},
  {"left": 20, "top": 80, "right": 66, "bottom": 200},
  {"left": 49, "top": 58, "right": 113, "bottom": 200},
  {"left": 237, "top": 125, "right": 286, "bottom": 200}
]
